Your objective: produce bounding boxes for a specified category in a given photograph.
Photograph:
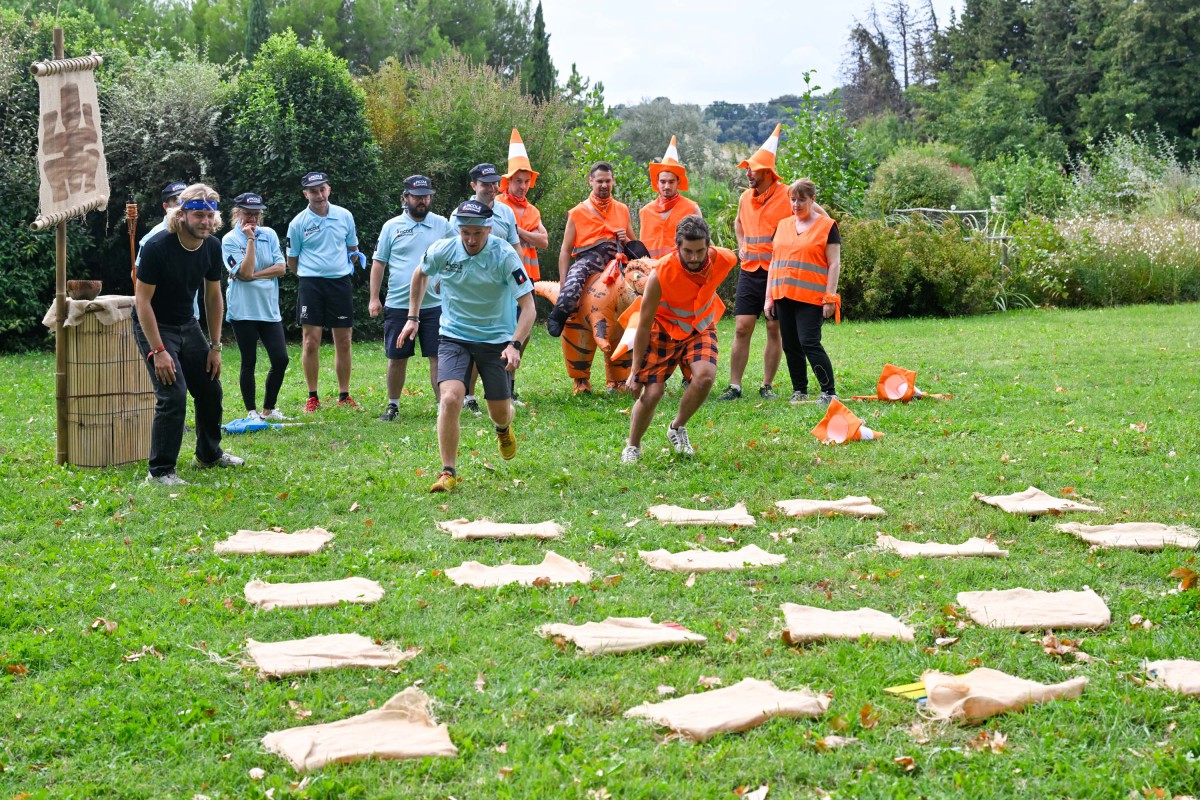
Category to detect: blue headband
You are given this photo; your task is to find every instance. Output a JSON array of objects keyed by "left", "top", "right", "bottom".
[{"left": 182, "top": 200, "right": 218, "bottom": 211}]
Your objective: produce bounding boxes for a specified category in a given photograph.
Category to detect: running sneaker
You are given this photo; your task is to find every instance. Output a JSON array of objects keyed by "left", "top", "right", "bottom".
[
  {"left": 337, "top": 395, "right": 362, "bottom": 410},
  {"left": 817, "top": 392, "right": 838, "bottom": 408},
  {"left": 261, "top": 409, "right": 286, "bottom": 421},
  {"left": 245, "top": 409, "right": 262, "bottom": 421},
  {"left": 195, "top": 452, "right": 246, "bottom": 469},
  {"left": 145, "top": 471, "right": 188, "bottom": 486},
  {"left": 429, "top": 470, "right": 458, "bottom": 493},
  {"left": 759, "top": 384, "right": 778, "bottom": 400},
  {"left": 497, "top": 426, "right": 518, "bottom": 460},
  {"left": 620, "top": 444, "right": 641, "bottom": 463},
  {"left": 716, "top": 385, "right": 742, "bottom": 401},
  {"left": 666, "top": 424, "right": 695, "bottom": 456},
  {"left": 378, "top": 403, "right": 399, "bottom": 422},
  {"left": 304, "top": 396, "right": 321, "bottom": 414},
  {"left": 463, "top": 396, "right": 483, "bottom": 414},
  {"left": 789, "top": 391, "right": 810, "bottom": 405}
]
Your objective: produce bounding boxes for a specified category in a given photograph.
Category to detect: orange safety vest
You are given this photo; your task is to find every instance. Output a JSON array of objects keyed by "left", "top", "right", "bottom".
[
  {"left": 736, "top": 181, "right": 792, "bottom": 272},
  {"left": 567, "top": 198, "right": 633, "bottom": 256},
  {"left": 768, "top": 214, "right": 836, "bottom": 306},
  {"left": 638, "top": 196, "right": 701, "bottom": 259},
  {"left": 653, "top": 246, "right": 737, "bottom": 340},
  {"left": 497, "top": 193, "right": 543, "bottom": 280}
]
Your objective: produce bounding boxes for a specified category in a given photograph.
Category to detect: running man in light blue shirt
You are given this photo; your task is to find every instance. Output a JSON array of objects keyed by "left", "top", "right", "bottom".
[
  {"left": 398, "top": 200, "right": 535, "bottom": 493},
  {"left": 285, "top": 171, "right": 362, "bottom": 413},
  {"left": 368, "top": 175, "right": 454, "bottom": 421}
]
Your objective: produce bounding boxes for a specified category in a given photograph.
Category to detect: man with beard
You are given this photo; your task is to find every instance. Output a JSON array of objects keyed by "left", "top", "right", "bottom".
[
  {"left": 133, "top": 183, "right": 243, "bottom": 485},
  {"left": 621, "top": 215, "right": 736, "bottom": 463},
  {"left": 558, "top": 161, "right": 634, "bottom": 273},
  {"left": 369, "top": 175, "right": 454, "bottom": 421}
]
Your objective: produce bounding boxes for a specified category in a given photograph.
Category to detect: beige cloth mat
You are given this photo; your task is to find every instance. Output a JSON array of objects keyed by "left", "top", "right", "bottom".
[
  {"left": 539, "top": 617, "right": 707, "bottom": 655},
  {"left": 775, "top": 496, "right": 886, "bottom": 519},
  {"left": 1057, "top": 522, "right": 1200, "bottom": 551},
  {"left": 780, "top": 603, "right": 914, "bottom": 643},
  {"left": 646, "top": 502, "right": 756, "bottom": 527},
  {"left": 444, "top": 550, "right": 593, "bottom": 588},
  {"left": 974, "top": 486, "right": 1102, "bottom": 515},
  {"left": 42, "top": 294, "right": 133, "bottom": 328},
  {"left": 957, "top": 587, "right": 1110, "bottom": 630},
  {"left": 876, "top": 533, "right": 1008, "bottom": 559},
  {"left": 1145, "top": 659, "right": 1200, "bottom": 696},
  {"left": 246, "top": 634, "right": 417, "bottom": 678},
  {"left": 436, "top": 518, "right": 563, "bottom": 540},
  {"left": 215, "top": 528, "right": 333, "bottom": 556},
  {"left": 638, "top": 544, "right": 785, "bottom": 573},
  {"left": 923, "top": 667, "right": 1088, "bottom": 722},
  {"left": 625, "top": 677, "right": 829, "bottom": 742},
  {"left": 244, "top": 577, "right": 385, "bottom": 610},
  {"left": 262, "top": 687, "right": 457, "bottom": 771}
]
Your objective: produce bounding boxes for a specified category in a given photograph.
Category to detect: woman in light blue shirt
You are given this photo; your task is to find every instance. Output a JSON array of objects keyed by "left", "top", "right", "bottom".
[{"left": 223, "top": 192, "right": 290, "bottom": 420}]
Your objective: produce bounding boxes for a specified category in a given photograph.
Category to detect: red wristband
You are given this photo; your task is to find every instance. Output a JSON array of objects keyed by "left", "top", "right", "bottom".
[{"left": 146, "top": 346, "right": 166, "bottom": 361}]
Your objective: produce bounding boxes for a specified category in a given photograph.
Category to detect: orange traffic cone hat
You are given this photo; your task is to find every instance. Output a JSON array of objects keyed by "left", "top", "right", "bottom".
[
  {"left": 811, "top": 398, "right": 882, "bottom": 444},
  {"left": 500, "top": 128, "right": 539, "bottom": 191},
  {"left": 737, "top": 123, "right": 782, "bottom": 180},
  {"left": 878, "top": 364, "right": 918, "bottom": 401},
  {"left": 649, "top": 135, "right": 689, "bottom": 191}
]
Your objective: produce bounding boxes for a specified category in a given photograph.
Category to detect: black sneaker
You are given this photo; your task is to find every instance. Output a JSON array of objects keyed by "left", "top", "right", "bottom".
[
  {"left": 759, "top": 384, "right": 778, "bottom": 400},
  {"left": 717, "top": 385, "right": 742, "bottom": 401},
  {"left": 378, "top": 403, "right": 399, "bottom": 421},
  {"left": 463, "top": 397, "right": 483, "bottom": 415}
]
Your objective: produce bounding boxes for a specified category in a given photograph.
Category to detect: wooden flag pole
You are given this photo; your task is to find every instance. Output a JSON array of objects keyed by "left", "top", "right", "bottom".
[
  {"left": 52, "top": 26, "right": 68, "bottom": 466},
  {"left": 126, "top": 195, "right": 138, "bottom": 290}
]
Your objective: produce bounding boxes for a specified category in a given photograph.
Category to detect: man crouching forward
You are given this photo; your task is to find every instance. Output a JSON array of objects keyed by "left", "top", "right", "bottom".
[{"left": 622, "top": 215, "right": 737, "bottom": 462}]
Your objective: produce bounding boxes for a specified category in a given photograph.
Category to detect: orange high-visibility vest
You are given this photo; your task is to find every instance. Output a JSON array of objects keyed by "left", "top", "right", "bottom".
[
  {"left": 638, "top": 197, "right": 701, "bottom": 259},
  {"left": 768, "top": 213, "right": 836, "bottom": 306},
  {"left": 736, "top": 181, "right": 792, "bottom": 272},
  {"left": 567, "top": 198, "right": 633, "bottom": 256},
  {"left": 498, "top": 193, "right": 543, "bottom": 280},
  {"left": 653, "top": 246, "right": 737, "bottom": 340}
]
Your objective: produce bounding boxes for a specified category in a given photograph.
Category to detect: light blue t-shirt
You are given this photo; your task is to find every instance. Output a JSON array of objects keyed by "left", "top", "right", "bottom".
[
  {"left": 286, "top": 203, "right": 358, "bottom": 278},
  {"left": 421, "top": 235, "right": 533, "bottom": 344},
  {"left": 222, "top": 226, "right": 286, "bottom": 322},
  {"left": 138, "top": 219, "right": 200, "bottom": 320},
  {"left": 451, "top": 198, "right": 521, "bottom": 248},
  {"left": 373, "top": 211, "right": 453, "bottom": 310}
]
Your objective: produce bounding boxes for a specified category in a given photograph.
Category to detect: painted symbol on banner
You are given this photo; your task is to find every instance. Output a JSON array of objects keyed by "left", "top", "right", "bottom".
[{"left": 40, "top": 81, "right": 101, "bottom": 203}]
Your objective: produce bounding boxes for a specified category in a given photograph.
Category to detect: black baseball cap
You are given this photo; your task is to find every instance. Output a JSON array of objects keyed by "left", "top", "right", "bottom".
[
  {"left": 454, "top": 199, "right": 494, "bottom": 224},
  {"left": 233, "top": 192, "right": 267, "bottom": 210},
  {"left": 404, "top": 175, "right": 434, "bottom": 196},
  {"left": 301, "top": 171, "right": 329, "bottom": 188},
  {"left": 161, "top": 181, "right": 187, "bottom": 203},
  {"left": 469, "top": 163, "right": 502, "bottom": 183}
]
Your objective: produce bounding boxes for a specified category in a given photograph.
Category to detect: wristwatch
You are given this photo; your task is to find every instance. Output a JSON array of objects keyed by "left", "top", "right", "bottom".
[
  {"left": 509, "top": 340, "right": 521, "bottom": 350},
  {"left": 210, "top": 342, "right": 223, "bottom": 352}
]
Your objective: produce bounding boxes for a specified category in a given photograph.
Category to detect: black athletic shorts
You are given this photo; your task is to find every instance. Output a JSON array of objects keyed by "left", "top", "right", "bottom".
[
  {"left": 438, "top": 337, "right": 512, "bottom": 401},
  {"left": 297, "top": 275, "right": 353, "bottom": 329},
  {"left": 383, "top": 305, "right": 441, "bottom": 359},
  {"left": 733, "top": 267, "right": 770, "bottom": 318}
]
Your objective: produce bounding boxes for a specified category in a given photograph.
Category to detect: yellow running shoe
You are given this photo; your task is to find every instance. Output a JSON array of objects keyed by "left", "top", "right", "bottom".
[
  {"left": 497, "top": 426, "right": 518, "bottom": 460},
  {"left": 429, "top": 470, "right": 457, "bottom": 493}
]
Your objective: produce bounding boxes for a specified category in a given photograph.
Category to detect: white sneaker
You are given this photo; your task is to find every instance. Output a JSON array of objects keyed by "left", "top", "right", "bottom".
[
  {"left": 666, "top": 425, "right": 694, "bottom": 455},
  {"left": 195, "top": 452, "right": 246, "bottom": 469},
  {"left": 261, "top": 409, "right": 286, "bottom": 421},
  {"left": 145, "top": 471, "right": 188, "bottom": 486},
  {"left": 245, "top": 410, "right": 262, "bottom": 421},
  {"left": 620, "top": 445, "right": 641, "bottom": 463}
]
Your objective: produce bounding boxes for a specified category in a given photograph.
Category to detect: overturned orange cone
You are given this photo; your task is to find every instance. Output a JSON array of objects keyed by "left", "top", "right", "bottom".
[
  {"left": 811, "top": 398, "right": 882, "bottom": 444},
  {"left": 852, "top": 363, "right": 950, "bottom": 401}
]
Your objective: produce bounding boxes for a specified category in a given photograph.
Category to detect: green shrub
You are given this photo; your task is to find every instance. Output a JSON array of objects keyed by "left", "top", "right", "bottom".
[
  {"left": 863, "top": 146, "right": 978, "bottom": 217},
  {"left": 975, "top": 151, "right": 1071, "bottom": 220},
  {"left": 1066, "top": 128, "right": 1193, "bottom": 217}
]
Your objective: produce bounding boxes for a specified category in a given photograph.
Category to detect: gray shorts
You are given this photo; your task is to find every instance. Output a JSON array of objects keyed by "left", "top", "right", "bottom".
[{"left": 437, "top": 337, "right": 512, "bottom": 400}]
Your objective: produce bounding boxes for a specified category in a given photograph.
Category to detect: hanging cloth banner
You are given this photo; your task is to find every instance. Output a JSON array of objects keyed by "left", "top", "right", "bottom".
[{"left": 29, "top": 53, "right": 109, "bottom": 231}]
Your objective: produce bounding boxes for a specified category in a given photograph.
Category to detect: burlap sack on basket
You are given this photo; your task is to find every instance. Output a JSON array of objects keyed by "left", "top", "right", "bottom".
[
  {"left": 624, "top": 677, "right": 829, "bottom": 742},
  {"left": 42, "top": 295, "right": 133, "bottom": 328},
  {"left": 262, "top": 686, "right": 457, "bottom": 771},
  {"left": 646, "top": 502, "right": 756, "bottom": 527},
  {"left": 1056, "top": 522, "right": 1200, "bottom": 551},
  {"left": 974, "top": 486, "right": 1102, "bottom": 515},
  {"left": 1144, "top": 659, "right": 1200, "bottom": 696},
  {"left": 876, "top": 533, "right": 1008, "bottom": 559},
  {"left": 246, "top": 634, "right": 419, "bottom": 678},
  {"left": 775, "top": 496, "right": 886, "bottom": 519},
  {"left": 215, "top": 528, "right": 333, "bottom": 556},
  {"left": 539, "top": 617, "right": 707, "bottom": 655},
  {"left": 639, "top": 544, "right": 785, "bottom": 573},
  {"left": 957, "top": 587, "right": 1110, "bottom": 630},
  {"left": 780, "top": 603, "right": 914, "bottom": 643},
  {"left": 444, "top": 550, "right": 592, "bottom": 588},
  {"left": 923, "top": 667, "right": 1087, "bottom": 722},
  {"left": 244, "top": 577, "right": 384, "bottom": 610},
  {"left": 437, "top": 518, "right": 563, "bottom": 540}
]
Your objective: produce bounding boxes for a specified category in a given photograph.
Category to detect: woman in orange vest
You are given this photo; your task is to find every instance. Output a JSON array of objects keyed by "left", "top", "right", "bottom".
[{"left": 764, "top": 179, "right": 841, "bottom": 406}]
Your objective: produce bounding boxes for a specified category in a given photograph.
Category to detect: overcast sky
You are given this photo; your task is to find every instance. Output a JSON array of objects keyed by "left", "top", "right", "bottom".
[{"left": 541, "top": 0, "right": 962, "bottom": 107}]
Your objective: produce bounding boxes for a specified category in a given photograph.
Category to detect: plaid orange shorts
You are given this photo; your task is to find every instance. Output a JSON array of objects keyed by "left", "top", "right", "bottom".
[{"left": 636, "top": 322, "right": 718, "bottom": 384}]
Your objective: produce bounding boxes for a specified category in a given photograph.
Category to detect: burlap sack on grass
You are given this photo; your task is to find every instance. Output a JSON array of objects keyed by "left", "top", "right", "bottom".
[
  {"left": 1145, "top": 659, "right": 1200, "bottom": 696},
  {"left": 974, "top": 486, "right": 1102, "bottom": 516},
  {"left": 246, "top": 634, "right": 419, "bottom": 678},
  {"left": 262, "top": 687, "right": 457, "bottom": 771},
  {"left": 780, "top": 603, "right": 914, "bottom": 643},
  {"left": 1057, "top": 522, "right": 1200, "bottom": 551},
  {"left": 639, "top": 544, "right": 785, "bottom": 573},
  {"left": 244, "top": 577, "right": 384, "bottom": 610},
  {"left": 876, "top": 533, "right": 1008, "bottom": 559},
  {"left": 215, "top": 528, "right": 333, "bottom": 556},
  {"left": 647, "top": 502, "right": 756, "bottom": 527},
  {"left": 624, "top": 677, "right": 829, "bottom": 742},
  {"left": 775, "top": 496, "right": 886, "bottom": 519},
  {"left": 436, "top": 518, "right": 563, "bottom": 540},
  {"left": 539, "top": 617, "right": 707, "bottom": 655},
  {"left": 957, "top": 587, "right": 1110, "bottom": 630},
  {"left": 923, "top": 667, "right": 1088, "bottom": 722},
  {"left": 444, "top": 550, "right": 592, "bottom": 588}
]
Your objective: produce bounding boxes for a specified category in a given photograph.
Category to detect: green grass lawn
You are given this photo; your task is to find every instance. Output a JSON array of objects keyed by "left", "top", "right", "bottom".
[{"left": 2, "top": 304, "right": 1199, "bottom": 799}]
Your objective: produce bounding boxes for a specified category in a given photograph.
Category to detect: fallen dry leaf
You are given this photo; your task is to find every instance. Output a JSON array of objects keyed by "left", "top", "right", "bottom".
[
  {"left": 718, "top": 536, "right": 736, "bottom": 545},
  {"left": 724, "top": 630, "right": 739, "bottom": 644},
  {"left": 1130, "top": 422, "right": 1148, "bottom": 433},
  {"left": 1169, "top": 567, "right": 1197, "bottom": 591},
  {"left": 551, "top": 635, "right": 568, "bottom": 652},
  {"left": 697, "top": 675, "right": 722, "bottom": 689},
  {"left": 829, "top": 714, "right": 851, "bottom": 733},
  {"left": 498, "top": 766, "right": 514, "bottom": 779},
  {"left": 743, "top": 786, "right": 769, "bottom": 800},
  {"left": 531, "top": 576, "right": 552, "bottom": 588},
  {"left": 587, "top": 789, "right": 612, "bottom": 800},
  {"left": 494, "top": 743, "right": 508, "bottom": 754},
  {"left": 934, "top": 636, "right": 960, "bottom": 648},
  {"left": 121, "top": 645, "right": 164, "bottom": 663},
  {"left": 6, "top": 663, "right": 29, "bottom": 676},
  {"left": 815, "top": 735, "right": 859, "bottom": 751},
  {"left": 966, "top": 729, "right": 1008, "bottom": 753},
  {"left": 601, "top": 574, "right": 623, "bottom": 587},
  {"left": 657, "top": 685, "right": 676, "bottom": 696},
  {"left": 1040, "top": 632, "right": 1081, "bottom": 658},
  {"left": 475, "top": 672, "right": 487, "bottom": 693},
  {"left": 893, "top": 755, "right": 916, "bottom": 772},
  {"left": 859, "top": 703, "right": 880, "bottom": 730},
  {"left": 248, "top": 767, "right": 265, "bottom": 780},
  {"left": 287, "top": 700, "right": 312, "bottom": 719},
  {"left": 91, "top": 617, "right": 118, "bottom": 635},
  {"left": 684, "top": 573, "right": 696, "bottom": 588},
  {"left": 568, "top": 595, "right": 580, "bottom": 607},
  {"left": 348, "top": 501, "right": 360, "bottom": 513}
]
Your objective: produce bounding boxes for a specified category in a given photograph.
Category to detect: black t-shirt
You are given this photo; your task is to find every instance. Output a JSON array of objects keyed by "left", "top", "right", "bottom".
[
  {"left": 137, "top": 229, "right": 223, "bottom": 326},
  {"left": 827, "top": 221, "right": 841, "bottom": 245}
]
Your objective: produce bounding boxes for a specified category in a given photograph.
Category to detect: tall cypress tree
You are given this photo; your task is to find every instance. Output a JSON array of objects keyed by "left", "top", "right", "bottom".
[
  {"left": 245, "top": 0, "right": 270, "bottom": 62},
  {"left": 523, "top": 1, "right": 556, "bottom": 103}
]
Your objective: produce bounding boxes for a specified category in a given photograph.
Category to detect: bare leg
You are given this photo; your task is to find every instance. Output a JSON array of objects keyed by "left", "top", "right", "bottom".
[
  {"left": 485, "top": 398, "right": 513, "bottom": 430},
  {"left": 763, "top": 318, "right": 782, "bottom": 387},
  {"left": 386, "top": 357, "right": 408, "bottom": 399},
  {"left": 331, "top": 327, "right": 352, "bottom": 394},
  {"left": 671, "top": 361, "right": 716, "bottom": 429},
  {"left": 301, "top": 324, "right": 323, "bottom": 392},
  {"left": 428, "top": 358, "right": 440, "bottom": 402},
  {"left": 727, "top": 315, "right": 757, "bottom": 387},
  {"left": 627, "top": 382, "right": 667, "bottom": 448},
  {"left": 437, "top": 380, "right": 465, "bottom": 469}
]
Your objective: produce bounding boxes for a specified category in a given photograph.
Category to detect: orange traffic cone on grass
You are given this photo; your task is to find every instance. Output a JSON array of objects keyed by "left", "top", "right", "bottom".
[
  {"left": 811, "top": 398, "right": 882, "bottom": 444},
  {"left": 851, "top": 364, "right": 951, "bottom": 401}
]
